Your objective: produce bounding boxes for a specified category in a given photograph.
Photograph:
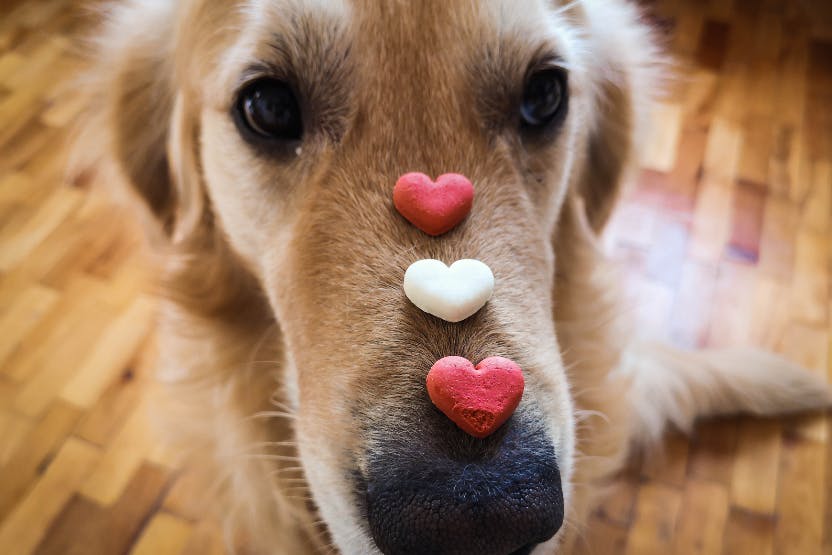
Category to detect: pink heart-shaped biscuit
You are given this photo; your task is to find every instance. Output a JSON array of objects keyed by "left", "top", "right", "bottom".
[
  {"left": 393, "top": 172, "right": 474, "bottom": 236},
  {"left": 426, "top": 356, "right": 524, "bottom": 438}
]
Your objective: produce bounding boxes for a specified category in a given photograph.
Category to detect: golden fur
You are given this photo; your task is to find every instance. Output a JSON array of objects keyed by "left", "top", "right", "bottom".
[{"left": 79, "top": 0, "right": 831, "bottom": 553}]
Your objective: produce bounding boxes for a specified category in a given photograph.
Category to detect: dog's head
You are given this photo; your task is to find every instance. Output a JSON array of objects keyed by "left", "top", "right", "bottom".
[{"left": 88, "top": 0, "right": 655, "bottom": 553}]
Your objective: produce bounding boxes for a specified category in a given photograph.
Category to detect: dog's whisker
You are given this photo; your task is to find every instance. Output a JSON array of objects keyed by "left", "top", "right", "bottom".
[
  {"left": 244, "top": 321, "right": 281, "bottom": 367},
  {"left": 269, "top": 388, "right": 297, "bottom": 410},
  {"left": 242, "top": 441, "right": 299, "bottom": 452},
  {"left": 277, "top": 477, "right": 310, "bottom": 485},
  {"left": 286, "top": 497, "right": 314, "bottom": 506},
  {"left": 246, "top": 410, "right": 297, "bottom": 421},
  {"left": 253, "top": 440, "right": 299, "bottom": 447},
  {"left": 238, "top": 453, "right": 301, "bottom": 462},
  {"left": 271, "top": 464, "right": 304, "bottom": 473},
  {"left": 269, "top": 465, "right": 306, "bottom": 479},
  {"left": 268, "top": 400, "right": 297, "bottom": 415},
  {"left": 551, "top": 0, "right": 583, "bottom": 16},
  {"left": 574, "top": 409, "right": 611, "bottom": 424}
]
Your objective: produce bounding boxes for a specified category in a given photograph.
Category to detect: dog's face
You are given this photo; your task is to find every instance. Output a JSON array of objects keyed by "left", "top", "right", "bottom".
[
  {"left": 96, "top": 0, "right": 647, "bottom": 553},
  {"left": 203, "top": 1, "right": 587, "bottom": 552}
]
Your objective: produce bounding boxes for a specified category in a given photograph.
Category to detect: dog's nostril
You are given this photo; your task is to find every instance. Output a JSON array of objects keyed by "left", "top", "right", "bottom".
[{"left": 509, "top": 545, "right": 537, "bottom": 555}]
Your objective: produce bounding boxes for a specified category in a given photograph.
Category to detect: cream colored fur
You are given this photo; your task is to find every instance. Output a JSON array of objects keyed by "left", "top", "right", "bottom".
[{"left": 78, "top": 0, "right": 831, "bottom": 553}]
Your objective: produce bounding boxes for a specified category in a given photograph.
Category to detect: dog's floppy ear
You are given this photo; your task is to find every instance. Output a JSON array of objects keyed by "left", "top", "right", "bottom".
[
  {"left": 573, "top": 2, "right": 661, "bottom": 233},
  {"left": 83, "top": 1, "right": 199, "bottom": 239},
  {"left": 578, "top": 77, "right": 634, "bottom": 232}
]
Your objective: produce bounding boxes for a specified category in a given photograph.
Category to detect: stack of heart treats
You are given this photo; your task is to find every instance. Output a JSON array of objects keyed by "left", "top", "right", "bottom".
[{"left": 393, "top": 172, "right": 524, "bottom": 439}]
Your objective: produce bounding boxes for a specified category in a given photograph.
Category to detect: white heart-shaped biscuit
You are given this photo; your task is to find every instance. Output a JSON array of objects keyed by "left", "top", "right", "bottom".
[{"left": 403, "top": 259, "right": 494, "bottom": 323}]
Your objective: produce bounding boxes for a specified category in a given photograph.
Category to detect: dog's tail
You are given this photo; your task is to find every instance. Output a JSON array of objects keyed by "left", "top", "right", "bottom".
[{"left": 620, "top": 341, "right": 832, "bottom": 447}]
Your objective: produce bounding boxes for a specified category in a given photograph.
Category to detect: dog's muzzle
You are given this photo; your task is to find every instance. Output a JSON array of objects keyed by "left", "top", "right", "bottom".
[{"left": 362, "top": 410, "right": 564, "bottom": 555}]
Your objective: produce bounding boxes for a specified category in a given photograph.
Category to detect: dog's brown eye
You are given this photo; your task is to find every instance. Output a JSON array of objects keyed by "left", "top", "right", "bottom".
[
  {"left": 236, "top": 79, "right": 303, "bottom": 141},
  {"left": 521, "top": 68, "right": 567, "bottom": 129}
]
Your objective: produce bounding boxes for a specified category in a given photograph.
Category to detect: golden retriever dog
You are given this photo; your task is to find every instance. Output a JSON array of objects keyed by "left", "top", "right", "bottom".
[{"left": 80, "top": 0, "right": 831, "bottom": 553}]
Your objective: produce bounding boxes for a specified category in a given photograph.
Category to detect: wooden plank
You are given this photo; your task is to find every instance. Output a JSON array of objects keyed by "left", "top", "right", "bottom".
[
  {"left": 706, "top": 261, "right": 756, "bottom": 347},
  {"left": 689, "top": 177, "right": 733, "bottom": 263},
  {"left": 80, "top": 397, "right": 167, "bottom": 505},
  {"left": 750, "top": 276, "right": 792, "bottom": 350},
  {"left": 0, "top": 400, "right": 83, "bottom": 521},
  {"left": 726, "top": 178, "right": 766, "bottom": 263},
  {"left": 33, "top": 461, "right": 173, "bottom": 555},
  {"left": 789, "top": 229, "right": 829, "bottom": 325},
  {"left": 163, "top": 464, "right": 220, "bottom": 523},
  {"left": 687, "top": 419, "right": 739, "bottom": 486},
  {"left": 0, "top": 172, "right": 32, "bottom": 205},
  {"left": 645, "top": 215, "right": 689, "bottom": 290},
  {"left": 0, "top": 51, "right": 25, "bottom": 85},
  {"left": 730, "top": 419, "right": 781, "bottom": 514},
  {"left": 758, "top": 192, "right": 798, "bottom": 281},
  {"left": 702, "top": 118, "right": 742, "bottom": 182},
  {"left": 11, "top": 285, "right": 116, "bottom": 417},
  {"left": 1, "top": 275, "right": 116, "bottom": 382},
  {"left": 624, "top": 482, "right": 683, "bottom": 555},
  {"left": 0, "top": 187, "right": 84, "bottom": 271},
  {"left": 572, "top": 512, "right": 629, "bottom": 555},
  {"left": 180, "top": 519, "right": 227, "bottom": 555},
  {"left": 671, "top": 478, "right": 729, "bottom": 555},
  {"left": 642, "top": 103, "right": 683, "bottom": 172},
  {"left": 723, "top": 508, "right": 775, "bottom": 555},
  {"left": 74, "top": 340, "right": 154, "bottom": 446},
  {"left": 129, "top": 512, "right": 193, "bottom": 555},
  {"left": 0, "top": 121, "right": 61, "bottom": 176},
  {"left": 60, "top": 295, "right": 155, "bottom": 408},
  {"left": 594, "top": 463, "right": 640, "bottom": 527},
  {"left": 0, "top": 284, "right": 59, "bottom": 370},
  {"left": 641, "top": 433, "right": 689, "bottom": 489},
  {"left": 668, "top": 126, "right": 707, "bottom": 203},
  {"left": 669, "top": 260, "right": 717, "bottom": 348},
  {"left": 0, "top": 409, "right": 31, "bottom": 466},
  {"left": 0, "top": 438, "right": 100, "bottom": 554},
  {"left": 774, "top": 432, "right": 826, "bottom": 555},
  {"left": 803, "top": 161, "right": 831, "bottom": 234}
]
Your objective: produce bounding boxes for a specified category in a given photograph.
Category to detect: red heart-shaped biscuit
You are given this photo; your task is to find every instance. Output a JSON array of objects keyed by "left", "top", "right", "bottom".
[
  {"left": 426, "top": 356, "right": 524, "bottom": 438},
  {"left": 393, "top": 172, "right": 474, "bottom": 236}
]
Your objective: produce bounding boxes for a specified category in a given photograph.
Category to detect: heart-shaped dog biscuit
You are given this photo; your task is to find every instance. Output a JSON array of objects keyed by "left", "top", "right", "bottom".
[
  {"left": 426, "top": 356, "right": 524, "bottom": 438},
  {"left": 393, "top": 172, "right": 474, "bottom": 236},
  {"left": 403, "top": 259, "right": 494, "bottom": 323}
]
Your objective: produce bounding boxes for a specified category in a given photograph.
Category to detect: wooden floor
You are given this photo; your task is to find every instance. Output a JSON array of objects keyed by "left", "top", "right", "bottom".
[{"left": 0, "top": 0, "right": 830, "bottom": 553}]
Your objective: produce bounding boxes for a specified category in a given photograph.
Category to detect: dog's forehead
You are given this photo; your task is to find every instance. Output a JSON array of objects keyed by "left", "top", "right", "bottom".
[
  {"left": 348, "top": 0, "right": 561, "bottom": 38},
  {"left": 234, "top": 0, "right": 573, "bottom": 73},
  {"left": 245, "top": 0, "right": 563, "bottom": 35}
]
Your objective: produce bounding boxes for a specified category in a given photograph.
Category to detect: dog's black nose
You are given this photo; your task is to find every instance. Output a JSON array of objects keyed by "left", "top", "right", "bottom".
[{"left": 364, "top": 417, "right": 563, "bottom": 555}]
